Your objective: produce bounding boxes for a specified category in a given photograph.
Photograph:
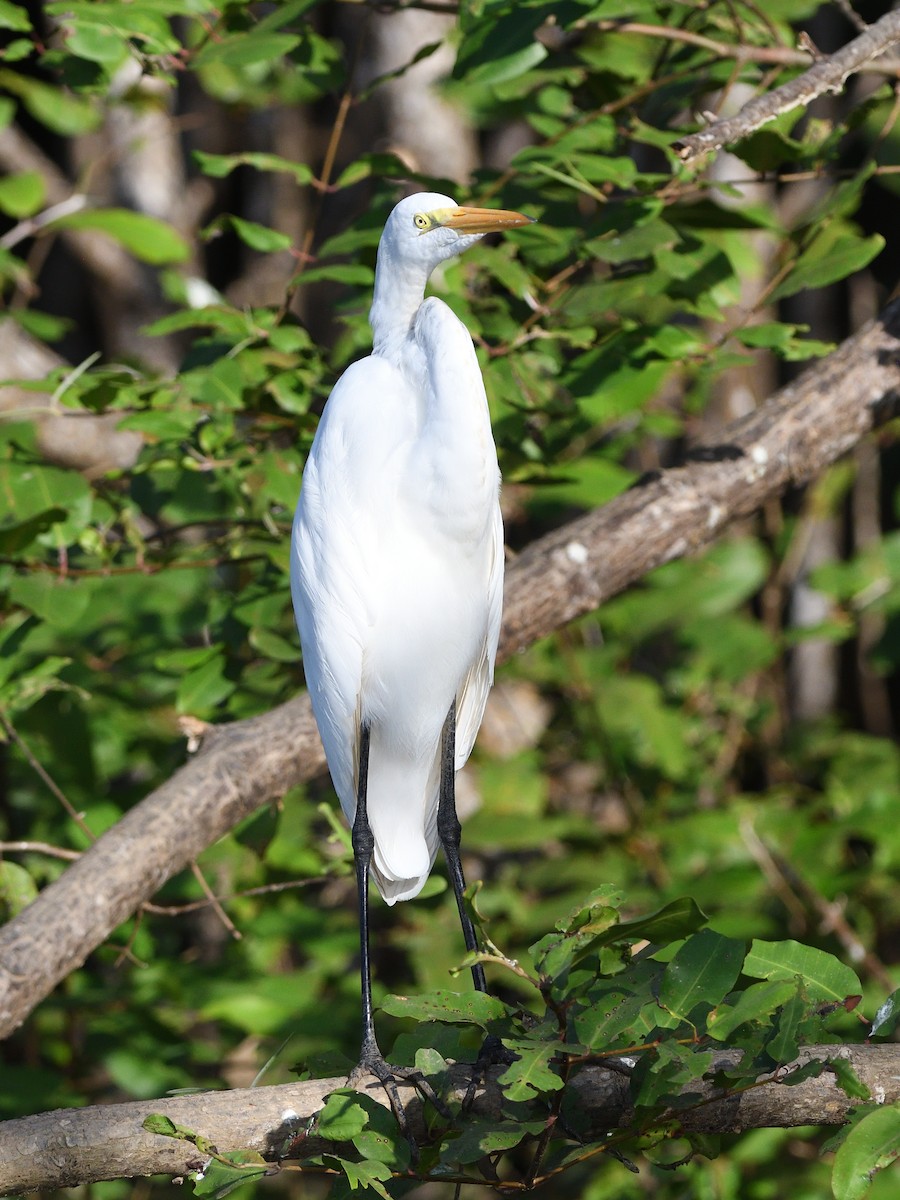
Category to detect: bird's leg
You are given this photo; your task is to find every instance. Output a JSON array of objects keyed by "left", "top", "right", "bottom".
[
  {"left": 437, "top": 699, "right": 487, "bottom": 993},
  {"left": 351, "top": 723, "right": 381, "bottom": 1065},
  {"left": 437, "top": 701, "right": 513, "bottom": 1106},
  {"left": 348, "top": 722, "right": 448, "bottom": 1153}
]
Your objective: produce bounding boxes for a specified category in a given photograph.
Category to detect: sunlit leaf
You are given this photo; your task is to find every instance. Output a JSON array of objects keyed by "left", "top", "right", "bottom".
[
  {"left": 744, "top": 940, "right": 862, "bottom": 1003},
  {"left": 831, "top": 1106, "right": 900, "bottom": 1200},
  {"left": 48, "top": 208, "right": 189, "bottom": 264}
]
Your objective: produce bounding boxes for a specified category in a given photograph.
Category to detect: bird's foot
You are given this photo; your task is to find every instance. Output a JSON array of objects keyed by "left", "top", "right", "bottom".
[
  {"left": 463, "top": 1032, "right": 517, "bottom": 1113},
  {"left": 348, "top": 1043, "right": 450, "bottom": 1162}
]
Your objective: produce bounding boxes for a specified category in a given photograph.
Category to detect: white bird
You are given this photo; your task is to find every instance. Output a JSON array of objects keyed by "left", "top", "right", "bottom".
[{"left": 290, "top": 192, "right": 532, "bottom": 1116}]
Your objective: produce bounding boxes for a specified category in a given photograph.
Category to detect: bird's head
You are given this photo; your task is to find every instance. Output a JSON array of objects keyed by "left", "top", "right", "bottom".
[{"left": 380, "top": 192, "right": 534, "bottom": 274}]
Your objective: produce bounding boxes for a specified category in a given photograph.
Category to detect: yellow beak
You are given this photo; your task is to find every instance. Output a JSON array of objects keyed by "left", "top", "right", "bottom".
[{"left": 440, "top": 206, "right": 535, "bottom": 233}]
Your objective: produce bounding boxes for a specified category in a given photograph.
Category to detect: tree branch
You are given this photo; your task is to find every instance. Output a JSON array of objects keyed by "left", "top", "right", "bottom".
[
  {"left": 1, "top": 1044, "right": 897, "bottom": 1192},
  {"left": 675, "top": 10, "right": 900, "bottom": 165},
  {"left": 2, "top": 298, "right": 900, "bottom": 1040}
]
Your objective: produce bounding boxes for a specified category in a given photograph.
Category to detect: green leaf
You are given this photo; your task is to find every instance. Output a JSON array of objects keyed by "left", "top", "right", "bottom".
[
  {"left": 194, "top": 32, "right": 301, "bottom": 69},
  {"left": 0, "top": 69, "right": 100, "bottom": 135},
  {"left": 352, "top": 1127, "right": 410, "bottom": 1170},
  {"left": 735, "top": 321, "right": 834, "bottom": 361},
  {"left": 0, "top": 507, "right": 67, "bottom": 554},
  {"left": 142, "top": 1113, "right": 179, "bottom": 1137},
  {"left": 9, "top": 308, "right": 72, "bottom": 341},
  {"left": 771, "top": 233, "right": 885, "bottom": 302},
  {"left": 658, "top": 930, "right": 745, "bottom": 1024},
  {"left": 707, "top": 978, "right": 798, "bottom": 1041},
  {"left": 0, "top": 460, "right": 91, "bottom": 544},
  {"left": 176, "top": 651, "right": 235, "bottom": 717},
  {"left": 831, "top": 1105, "right": 900, "bottom": 1200},
  {"left": 575, "top": 961, "right": 664, "bottom": 1050},
  {"left": 64, "top": 19, "right": 129, "bottom": 65},
  {"left": 781, "top": 1059, "right": 829, "bottom": 1087},
  {"left": 379, "top": 989, "right": 509, "bottom": 1026},
  {"left": 8, "top": 575, "right": 91, "bottom": 631},
  {"left": 248, "top": 626, "right": 299, "bottom": 663},
  {"left": 47, "top": 2, "right": 181, "bottom": 57},
  {"left": 116, "top": 409, "right": 200, "bottom": 440},
  {"left": 614, "top": 898, "right": 708, "bottom": 946},
  {"left": 744, "top": 939, "right": 862, "bottom": 1003},
  {"left": 0, "top": 1, "right": 30, "bottom": 31},
  {"left": 766, "top": 989, "right": 805, "bottom": 1062},
  {"left": 346, "top": 1090, "right": 412, "bottom": 1169},
  {"left": 141, "top": 1113, "right": 215, "bottom": 1154},
  {"left": 316, "top": 1090, "right": 368, "bottom": 1141},
  {"left": 455, "top": 8, "right": 548, "bottom": 86},
  {"left": 229, "top": 216, "right": 292, "bottom": 253},
  {"left": 830, "top": 1058, "right": 871, "bottom": 1102},
  {"left": 335, "top": 1157, "right": 392, "bottom": 1198},
  {"left": 498, "top": 1039, "right": 565, "bottom": 1101},
  {"left": 193, "top": 149, "right": 313, "bottom": 185},
  {"left": 532, "top": 895, "right": 706, "bottom": 984},
  {"left": 442, "top": 1117, "right": 544, "bottom": 1165},
  {"left": 0, "top": 171, "right": 45, "bottom": 219},
  {"left": 0, "top": 654, "right": 81, "bottom": 717},
  {"left": 0, "top": 860, "right": 38, "bottom": 918},
  {"left": 48, "top": 208, "right": 189, "bottom": 264}
]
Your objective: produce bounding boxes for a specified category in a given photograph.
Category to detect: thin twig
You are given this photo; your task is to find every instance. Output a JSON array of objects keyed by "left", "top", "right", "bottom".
[
  {"left": 0, "top": 841, "right": 81, "bottom": 862},
  {"left": 141, "top": 875, "right": 328, "bottom": 917},
  {"left": 188, "top": 861, "right": 242, "bottom": 941},
  {"left": 0, "top": 710, "right": 95, "bottom": 842}
]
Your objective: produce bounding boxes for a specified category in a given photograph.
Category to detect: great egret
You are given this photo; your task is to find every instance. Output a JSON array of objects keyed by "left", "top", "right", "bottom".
[{"left": 291, "top": 192, "right": 532, "bottom": 1127}]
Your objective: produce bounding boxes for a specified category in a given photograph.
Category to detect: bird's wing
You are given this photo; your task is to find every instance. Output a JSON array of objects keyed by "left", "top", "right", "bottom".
[
  {"left": 408, "top": 297, "right": 506, "bottom": 771},
  {"left": 454, "top": 501, "right": 504, "bottom": 769},
  {"left": 291, "top": 355, "right": 415, "bottom": 822}
]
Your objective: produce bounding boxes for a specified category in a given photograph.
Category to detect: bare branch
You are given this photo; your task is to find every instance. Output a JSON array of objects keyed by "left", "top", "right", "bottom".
[
  {"left": 2, "top": 297, "right": 900, "bottom": 1041},
  {"left": 675, "top": 9, "right": 900, "bottom": 165},
  {"left": 1, "top": 1044, "right": 898, "bottom": 1192}
]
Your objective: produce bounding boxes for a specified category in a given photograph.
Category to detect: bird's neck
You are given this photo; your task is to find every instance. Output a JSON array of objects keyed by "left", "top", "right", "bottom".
[{"left": 369, "top": 248, "right": 430, "bottom": 364}]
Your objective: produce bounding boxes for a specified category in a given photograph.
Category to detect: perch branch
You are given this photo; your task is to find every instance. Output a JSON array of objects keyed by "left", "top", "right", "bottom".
[{"left": 0, "top": 1044, "right": 897, "bottom": 1192}]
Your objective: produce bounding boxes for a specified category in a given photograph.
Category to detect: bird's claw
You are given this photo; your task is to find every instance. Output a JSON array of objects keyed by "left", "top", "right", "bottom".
[{"left": 349, "top": 1048, "right": 450, "bottom": 1162}]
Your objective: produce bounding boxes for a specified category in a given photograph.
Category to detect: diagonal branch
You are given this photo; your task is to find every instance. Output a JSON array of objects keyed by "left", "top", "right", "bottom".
[
  {"left": 2, "top": 298, "right": 900, "bottom": 1040},
  {"left": 675, "top": 9, "right": 900, "bottom": 165},
  {"left": 1, "top": 1043, "right": 899, "bottom": 1192}
]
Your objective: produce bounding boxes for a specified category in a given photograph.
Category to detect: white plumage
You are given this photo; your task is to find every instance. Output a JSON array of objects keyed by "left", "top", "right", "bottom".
[{"left": 291, "top": 193, "right": 533, "bottom": 903}]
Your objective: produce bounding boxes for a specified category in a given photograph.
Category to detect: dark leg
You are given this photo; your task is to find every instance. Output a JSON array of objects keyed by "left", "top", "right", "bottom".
[
  {"left": 351, "top": 723, "right": 380, "bottom": 1062},
  {"left": 438, "top": 701, "right": 514, "bottom": 1109},
  {"left": 348, "top": 723, "right": 447, "bottom": 1152},
  {"left": 437, "top": 699, "right": 487, "bottom": 993}
]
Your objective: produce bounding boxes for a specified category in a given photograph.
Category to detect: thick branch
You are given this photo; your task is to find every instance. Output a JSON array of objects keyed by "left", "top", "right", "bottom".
[
  {"left": 2, "top": 299, "right": 900, "bottom": 1040},
  {"left": 675, "top": 10, "right": 900, "bottom": 165},
  {"left": 1, "top": 1044, "right": 897, "bottom": 1192}
]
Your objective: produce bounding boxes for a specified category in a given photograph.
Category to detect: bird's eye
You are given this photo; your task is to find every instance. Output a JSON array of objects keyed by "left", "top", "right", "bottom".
[{"left": 413, "top": 213, "right": 431, "bottom": 231}]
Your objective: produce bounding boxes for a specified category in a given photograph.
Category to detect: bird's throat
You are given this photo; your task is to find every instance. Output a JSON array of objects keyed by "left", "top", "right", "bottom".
[{"left": 369, "top": 253, "right": 430, "bottom": 364}]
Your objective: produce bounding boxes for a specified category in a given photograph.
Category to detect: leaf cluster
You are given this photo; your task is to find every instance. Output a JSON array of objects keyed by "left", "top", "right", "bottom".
[{"left": 2, "top": 1, "right": 900, "bottom": 1198}]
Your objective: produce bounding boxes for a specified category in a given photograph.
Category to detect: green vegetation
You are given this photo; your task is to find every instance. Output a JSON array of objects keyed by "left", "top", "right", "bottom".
[{"left": 2, "top": 0, "right": 900, "bottom": 1196}]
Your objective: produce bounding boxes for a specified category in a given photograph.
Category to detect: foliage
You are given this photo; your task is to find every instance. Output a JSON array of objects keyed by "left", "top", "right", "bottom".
[{"left": 2, "top": 0, "right": 900, "bottom": 1198}]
